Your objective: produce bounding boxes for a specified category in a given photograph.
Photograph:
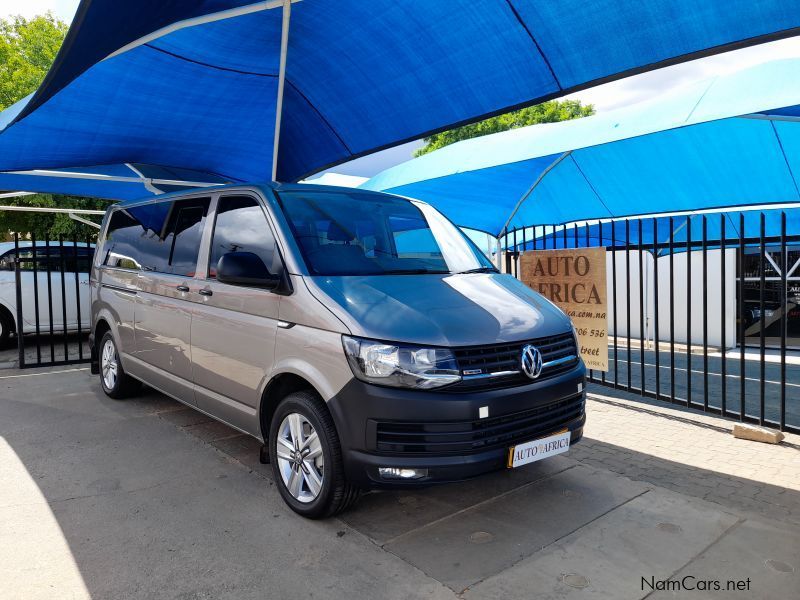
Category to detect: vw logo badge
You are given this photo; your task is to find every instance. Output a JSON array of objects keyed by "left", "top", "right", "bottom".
[{"left": 520, "top": 344, "right": 543, "bottom": 379}]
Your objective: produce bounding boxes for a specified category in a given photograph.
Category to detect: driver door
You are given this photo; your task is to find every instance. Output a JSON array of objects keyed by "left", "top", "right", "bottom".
[{"left": 190, "top": 194, "right": 282, "bottom": 436}]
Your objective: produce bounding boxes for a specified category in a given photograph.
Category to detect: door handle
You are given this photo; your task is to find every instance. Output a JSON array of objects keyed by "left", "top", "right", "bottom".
[
  {"left": 176, "top": 285, "right": 190, "bottom": 293},
  {"left": 198, "top": 289, "right": 213, "bottom": 297}
]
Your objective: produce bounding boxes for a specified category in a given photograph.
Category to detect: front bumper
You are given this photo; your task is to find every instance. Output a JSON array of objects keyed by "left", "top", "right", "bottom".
[{"left": 327, "top": 361, "right": 586, "bottom": 489}]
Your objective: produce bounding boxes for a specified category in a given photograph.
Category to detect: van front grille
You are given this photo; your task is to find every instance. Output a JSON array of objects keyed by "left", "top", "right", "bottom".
[
  {"left": 448, "top": 332, "right": 578, "bottom": 391},
  {"left": 374, "top": 393, "right": 585, "bottom": 455}
]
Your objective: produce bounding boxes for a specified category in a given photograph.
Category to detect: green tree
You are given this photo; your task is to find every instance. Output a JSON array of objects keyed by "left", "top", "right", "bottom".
[
  {"left": 0, "top": 195, "right": 108, "bottom": 241},
  {"left": 0, "top": 13, "right": 68, "bottom": 110},
  {"left": 414, "top": 99, "right": 595, "bottom": 157}
]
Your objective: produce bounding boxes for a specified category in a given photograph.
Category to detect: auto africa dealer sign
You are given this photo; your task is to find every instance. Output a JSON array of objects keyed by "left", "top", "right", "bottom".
[{"left": 520, "top": 248, "right": 609, "bottom": 371}]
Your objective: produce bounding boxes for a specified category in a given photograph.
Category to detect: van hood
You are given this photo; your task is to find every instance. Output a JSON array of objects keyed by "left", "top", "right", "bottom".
[{"left": 304, "top": 272, "right": 572, "bottom": 347}]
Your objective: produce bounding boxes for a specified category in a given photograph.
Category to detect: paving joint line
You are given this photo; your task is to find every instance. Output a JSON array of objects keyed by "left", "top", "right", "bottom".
[
  {"left": 640, "top": 516, "right": 746, "bottom": 599},
  {"left": 376, "top": 464, "right": 577, "bottom": 548},
  {"left": 458, "top": 488, "right": 653, "bottom": 597}
]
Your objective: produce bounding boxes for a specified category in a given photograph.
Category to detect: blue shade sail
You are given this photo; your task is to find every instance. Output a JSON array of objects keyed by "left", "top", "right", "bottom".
[
  {"left": 1, "top": 0, "right": 799, "bottom": 191},
  {"left": 516, "top": 209, "right": 800, "bottom": 253},
  {"left": 363, "top": 60, "right": 800, "bottom": 235}
]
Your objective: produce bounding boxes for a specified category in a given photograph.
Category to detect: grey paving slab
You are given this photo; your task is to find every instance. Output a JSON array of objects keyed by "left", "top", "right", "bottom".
[
  {"left": 464, "top": 489, "right": 739, "bottom": 600},
  {"left": 383, "top": 464, "right": 649, "bottom": 593},
  {"left": 648, "top": 517, "right": 799, "bottom": 600},
  {"left": 0, "top": 404, "right": 214, "bottom": 505},
  {"left": 156, "top": 405, "right": 215, "bottom": 427},
  {"left": 211, "top": 433, "right": 272, "bottom": 477},
  {"left": 1, "top": 370, "right": 456, "bottom": 600},
  {"left": 343, "top": 455, "right": 573, "bottom": 544},
  {"left": 181, "top": 418, "right": 243, "bottom": 442}
]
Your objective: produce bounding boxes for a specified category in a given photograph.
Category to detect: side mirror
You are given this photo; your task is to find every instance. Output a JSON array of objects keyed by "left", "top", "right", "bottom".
[{"left": 217, "top": 251, "right": 280, "bottom": 289}]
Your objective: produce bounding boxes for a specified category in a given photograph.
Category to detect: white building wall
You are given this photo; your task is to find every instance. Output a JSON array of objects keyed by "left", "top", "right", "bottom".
[{"left": 606, "top": 249, "right": 737, "bottom": 348}]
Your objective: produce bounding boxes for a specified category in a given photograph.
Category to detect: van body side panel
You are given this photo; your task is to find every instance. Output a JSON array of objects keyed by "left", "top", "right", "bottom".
[
  {"left": 278, "top": 275, "right": 350, "bottom": 333},
  {"left": 272, "top": 324, "right": 354, "bottom": 405},
  {"left": 191, "top": 282, "right": 280, "bottom": 437},
  {"left": 94, "top": 267, "right": 138, "bottom": 358},
  {"left": 133, "top": 272, "right": 195, "bottom": 403}
]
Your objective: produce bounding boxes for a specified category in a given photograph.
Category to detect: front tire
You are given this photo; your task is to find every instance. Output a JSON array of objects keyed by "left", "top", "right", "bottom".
[
  {"left": 269, "top": 390, "right": 360, "bottom": 518},
  {"left": 99, "top": 331, "right": 141, "bottom": 399}
]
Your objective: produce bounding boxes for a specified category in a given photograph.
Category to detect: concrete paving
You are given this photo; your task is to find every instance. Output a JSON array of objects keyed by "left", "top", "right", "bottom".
[
  {"left": 0, "top": 333, "right": 89, "bottom": 369},
  {"left": 1, "top": 366, "right": 797, "bottom": 599}
]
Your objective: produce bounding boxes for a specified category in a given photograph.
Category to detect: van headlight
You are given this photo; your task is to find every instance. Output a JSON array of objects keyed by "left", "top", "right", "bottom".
[{"left": 342, "top": 336, "right": 461, "bottom": 389}]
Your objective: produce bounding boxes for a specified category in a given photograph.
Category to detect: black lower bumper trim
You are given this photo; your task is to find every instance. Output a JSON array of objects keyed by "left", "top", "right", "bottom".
[
  {"left": 326, "top": 361, "right": 586, "bottom": 489},
  {"left": 347, "top": 415, "right": 584, "bottom": 489}
]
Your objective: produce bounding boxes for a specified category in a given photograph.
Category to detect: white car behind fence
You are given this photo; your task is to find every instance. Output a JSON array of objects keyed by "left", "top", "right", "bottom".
[{"left": 0, "top": 241, "right": 94, "bottom": 346}]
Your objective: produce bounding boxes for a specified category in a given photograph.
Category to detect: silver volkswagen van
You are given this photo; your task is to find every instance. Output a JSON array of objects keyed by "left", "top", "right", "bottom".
[{"left": 90, "top": 183, "right": 585, "bottom": 518}]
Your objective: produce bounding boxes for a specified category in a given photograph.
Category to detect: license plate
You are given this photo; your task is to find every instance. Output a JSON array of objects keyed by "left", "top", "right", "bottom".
[{"left": 507, "top": 429, "right": 571, "bottom": 468}]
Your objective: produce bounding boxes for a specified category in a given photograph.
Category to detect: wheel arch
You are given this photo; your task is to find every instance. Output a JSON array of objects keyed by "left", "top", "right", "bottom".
[
  {"left": 259, "top": 371, "right": 332, "bottom": 444},
  {"left": 0, "top": 301, "right": 16, "bottom": 334}
]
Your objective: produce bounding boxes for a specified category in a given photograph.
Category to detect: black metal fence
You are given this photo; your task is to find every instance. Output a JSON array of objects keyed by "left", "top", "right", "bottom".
[
  {"left": 12, "top": 234, "right": 94, "bottom": 368},
  {"left": 503, "top": 210, "right": 799, "bottom": 434}
]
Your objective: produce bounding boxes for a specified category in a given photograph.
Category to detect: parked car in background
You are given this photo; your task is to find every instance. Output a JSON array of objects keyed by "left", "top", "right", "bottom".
[
  {"left": 0, "top": 241, "right": 94, "bottom": 346},
  {"left": 90, "top": 184, "right": 586, "bottom": 518}
]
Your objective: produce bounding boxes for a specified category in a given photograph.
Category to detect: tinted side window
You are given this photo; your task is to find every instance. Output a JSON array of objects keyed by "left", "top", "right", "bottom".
[
  {"left": 209, "top": 196, "right": 277, "bottom": 278},
  {"left": 0, "top": 250, "right": 14, "bottom": 271},
  {"left": 167, "top": 204, "right": 207, "bottom": 276},
  {"left": 103, "top": 199, "right": 208, "bottom": 274}
]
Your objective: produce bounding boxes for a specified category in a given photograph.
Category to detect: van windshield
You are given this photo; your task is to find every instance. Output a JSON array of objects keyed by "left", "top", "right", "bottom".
[{"left": 277, "top": 190, "right": 495, "bottom": 276}]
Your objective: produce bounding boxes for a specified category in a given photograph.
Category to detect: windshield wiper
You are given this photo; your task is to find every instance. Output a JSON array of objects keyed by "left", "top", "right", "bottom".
[{"left": 456, "top": 267, "right": 498, "bottom": 274}]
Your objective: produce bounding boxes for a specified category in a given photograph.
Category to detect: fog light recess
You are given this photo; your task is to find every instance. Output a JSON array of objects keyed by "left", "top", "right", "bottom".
[{"left": 378, "top": 467, "right": 428, "bottom": 480}]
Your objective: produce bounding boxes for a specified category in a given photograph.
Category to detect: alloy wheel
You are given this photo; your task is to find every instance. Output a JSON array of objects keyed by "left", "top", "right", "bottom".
[
  {"left": 101, "top": 338, "right": 118, "bottom": 390},
  {"left": 276, "top": 412, "right": 324, "bottom": 503}
]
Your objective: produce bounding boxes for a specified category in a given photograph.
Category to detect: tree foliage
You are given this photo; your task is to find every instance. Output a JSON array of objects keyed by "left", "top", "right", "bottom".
[
  {"left": 414, "top": 99, "right": 595, "bottom": 157},
  {"left": 0, "top": 195, "right": 108, "bottom": 241},
  {"left": 0, "top": 13, "right": 68, "bottom": 111}
]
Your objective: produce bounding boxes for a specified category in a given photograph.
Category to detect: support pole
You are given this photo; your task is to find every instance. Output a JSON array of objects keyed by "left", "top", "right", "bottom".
[
  {"left": 0, "top": 205, "right": 105, "bottom": 215},
  {"left": 68, "top": 213, "right": 102, "bottom": 229},
  {"left": 498, "top": 151, "right": 571, "bottom": 237},
  {"left": 271, "top": 0, "right": 292, "bottom": 182},
  {"left": 125, "top": 163, "right": 162, "bottom": 195},
  {"left": 0, "top": 191, "right": 36, "bottom": 200}
]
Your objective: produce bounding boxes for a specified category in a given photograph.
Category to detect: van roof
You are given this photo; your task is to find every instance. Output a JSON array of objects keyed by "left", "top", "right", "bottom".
[{"left": 112, "top": 181, "right": 411, "bottom": 209}]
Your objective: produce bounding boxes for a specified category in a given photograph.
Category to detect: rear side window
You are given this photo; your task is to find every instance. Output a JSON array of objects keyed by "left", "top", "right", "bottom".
[
  {"left": 103, "top": 198, "right": 209, "bottom": 275},
  {"left": 208, "top": 196, "right": 278, "bottom": 278}
]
